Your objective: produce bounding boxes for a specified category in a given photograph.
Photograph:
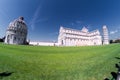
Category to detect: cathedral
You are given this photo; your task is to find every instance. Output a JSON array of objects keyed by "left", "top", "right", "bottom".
[
  {"left": 4, "top": 17, "right": 28, "bottom": 45},
  {"left": 58, "top": 25, "right": 109, "bottom": 46}
]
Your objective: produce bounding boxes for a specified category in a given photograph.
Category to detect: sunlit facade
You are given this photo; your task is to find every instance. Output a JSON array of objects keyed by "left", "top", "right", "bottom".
[
  {"left": 4, "top": 17, "right": 28, "bottom": 45},
  {"left": 58, "top": 26, "right": 102, "bottom": 46},
  {"left": 103, "top": 25, "right": 109, "bottom": 45}
]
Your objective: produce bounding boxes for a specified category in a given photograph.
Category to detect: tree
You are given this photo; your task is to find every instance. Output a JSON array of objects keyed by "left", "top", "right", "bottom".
[
  {"left": 0, "top": 36, "right": 5, "bottom": 42},
  {"left": 110, "top": 40, "right": 113, "bottom": 44}
]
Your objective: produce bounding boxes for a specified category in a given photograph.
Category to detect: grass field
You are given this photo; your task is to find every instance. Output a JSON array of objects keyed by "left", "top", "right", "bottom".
[{"left": 0, "top": 43, "right": 120, "bottom": 80}]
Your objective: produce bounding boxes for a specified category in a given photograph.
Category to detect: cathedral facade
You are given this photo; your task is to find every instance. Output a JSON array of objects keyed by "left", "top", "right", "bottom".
[
  {"left": 4, "top": 17, "right": 28, "bottom": 45},
  {"left": 58, "top": 26, "right": 109, "bottom": 46}
]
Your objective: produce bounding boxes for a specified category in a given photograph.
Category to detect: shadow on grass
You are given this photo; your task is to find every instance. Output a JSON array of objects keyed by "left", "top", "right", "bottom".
[
  {"left": 104, "top": 72, "right": 117, "bottom": 80},
  {"left": 0, "top": 71, "right": 14, "bottom": 79},
  {"left": 115, "top": 57, "right": 120, "bottom": 60},
  {"left": 104, "top": 57, "right": 120, "bottom": 80}
]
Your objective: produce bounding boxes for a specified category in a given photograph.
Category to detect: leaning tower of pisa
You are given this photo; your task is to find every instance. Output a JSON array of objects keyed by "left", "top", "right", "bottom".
[{"left": 102, "top": 25, "right": 109, "bottom": 45}]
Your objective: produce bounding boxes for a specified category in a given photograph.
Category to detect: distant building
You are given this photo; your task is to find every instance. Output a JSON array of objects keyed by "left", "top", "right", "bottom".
[
  {"left": 102, "top": 25, "right": 109, "bottom": 45},
  {"left": 29, "top": 41, "right": 58, "bottom": 46},
  {"left": 4, "top": 17, "right": 28, "bottom": 45},
  {"left": 58, "top": 26, "right": 102, "bottom": 46}
]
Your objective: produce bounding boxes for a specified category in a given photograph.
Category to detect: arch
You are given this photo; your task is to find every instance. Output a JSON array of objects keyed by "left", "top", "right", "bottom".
[{"left": 61, "top": 40, "right": 63, "bottom": 45}]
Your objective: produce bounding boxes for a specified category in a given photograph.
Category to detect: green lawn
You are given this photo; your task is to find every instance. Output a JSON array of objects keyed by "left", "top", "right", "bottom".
[{"left": 0, "top": 43, "right": 120, "bottom": 80}]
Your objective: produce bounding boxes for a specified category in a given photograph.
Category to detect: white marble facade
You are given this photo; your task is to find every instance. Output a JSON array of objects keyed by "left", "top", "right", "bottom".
[
  {"left": 102, "top": 25, "right": 109, "bottom": 45},
  {"left": 4, "top": 17, "right": 27, "bottom": 45},
  {"left": 58, "top": 26, "right": 107, "bottom": 46},
  {"left": 29, "top": 41, "right": 58, "bottom": 46}
]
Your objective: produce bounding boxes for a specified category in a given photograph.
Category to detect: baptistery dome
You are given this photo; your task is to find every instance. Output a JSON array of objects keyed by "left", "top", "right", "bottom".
[{"left": 5, "top": 17, "right": 28, "bottom": 45}]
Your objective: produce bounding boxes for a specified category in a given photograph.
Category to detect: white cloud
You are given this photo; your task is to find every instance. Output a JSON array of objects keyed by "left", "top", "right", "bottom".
[
  {"left": 76, "top": 21, "right": 83, "bottom": 24},
  {"left": 110, "top": 30, "right": 118, "bottom": 34},
  {"left": 30, "top": 5, "right": 41, "bottom": 30},
  {"left": 0, "top": 25, "right": 6, "bottom": 37},
  {"left": 49, "top": 32, "right": 58, "bottom": 36},
  {"left": 29, "top": 1, "right": 48, "bottom": 31},
  {"left": 71, "top": 23, "right": 74, "bottom": 26}
]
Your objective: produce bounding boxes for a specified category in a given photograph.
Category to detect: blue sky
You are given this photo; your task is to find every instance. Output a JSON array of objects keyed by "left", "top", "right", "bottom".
[{"left": 0, "top": 0, "right": 120, "bottom": 42}]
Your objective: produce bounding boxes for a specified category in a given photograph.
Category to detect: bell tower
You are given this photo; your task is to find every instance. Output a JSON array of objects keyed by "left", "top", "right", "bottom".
[{"left": 102, "top": 25, "right": 109, "bottom": 45}]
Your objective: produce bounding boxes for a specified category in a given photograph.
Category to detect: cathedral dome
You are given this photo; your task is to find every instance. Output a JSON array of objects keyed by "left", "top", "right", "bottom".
[
  {"left": 7, "top": 17, "right": 27, "bottom": 33},
  {"left": 5, "top": 17, "right": 28, "bottom": 45}
]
